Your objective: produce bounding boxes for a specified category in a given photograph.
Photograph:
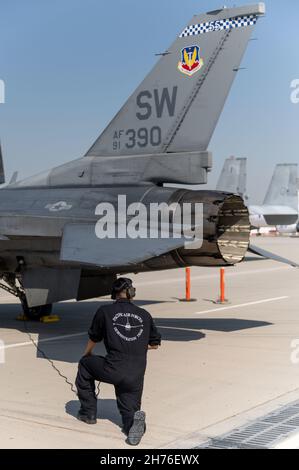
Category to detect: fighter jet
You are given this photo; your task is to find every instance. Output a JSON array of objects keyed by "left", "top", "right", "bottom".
[
  {"left": 217, "top": 157, "right": 298, "bottom": 228},
  {"left": 216, "top": 156, "right": 248, "bottom": 200},
  {"left": 276, "top": 177, "right": 299, "bottom": 234},
  {"left": 277, "top": 220, "right": 299, "bottom": 235},
  {"left": 0, "top": 4, "right": 267, "bottom": 319},
  {"left": 250, "top": 164, "right": 298, "bottom": 228}
]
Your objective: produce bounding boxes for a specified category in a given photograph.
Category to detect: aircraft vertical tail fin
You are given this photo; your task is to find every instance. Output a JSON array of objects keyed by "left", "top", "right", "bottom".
[
  {"left": 263, "top": 164, "right": 298, "bottom": 210},
  {"left": 85, "top": 4, "right": 265, "bottom": 157},
  {"left": 216, "top": 156, "right": 247, "bottom": 197}
]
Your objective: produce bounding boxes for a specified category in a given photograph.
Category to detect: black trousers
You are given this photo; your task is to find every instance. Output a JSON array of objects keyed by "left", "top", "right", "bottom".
[{"left": 76, "top": 355, "right": 144, "bottom": 433}]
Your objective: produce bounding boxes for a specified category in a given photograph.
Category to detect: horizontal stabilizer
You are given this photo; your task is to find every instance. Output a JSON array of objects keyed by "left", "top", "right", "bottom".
[
  {"left": 248, "top": 244, "right": 299, "bottom": 268},
  {"left": 60, "top": 223, "right": 199, "bottom": 268}
]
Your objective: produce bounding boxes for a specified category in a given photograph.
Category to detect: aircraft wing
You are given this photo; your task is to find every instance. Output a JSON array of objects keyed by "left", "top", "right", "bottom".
[
  {"left": 249, "top": 205, "right": 298, "bottom": 226},
  {"left": 248, "top": 244, "right": 299, "bottom": 268},
  {"left": 60, "top": 223, "right": 199, "bottom": 268}
]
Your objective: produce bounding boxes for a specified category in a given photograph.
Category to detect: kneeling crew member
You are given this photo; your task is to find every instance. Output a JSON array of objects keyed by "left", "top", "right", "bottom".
[{"left": 76, "top": 277, "right": 161, "bottom": 445}]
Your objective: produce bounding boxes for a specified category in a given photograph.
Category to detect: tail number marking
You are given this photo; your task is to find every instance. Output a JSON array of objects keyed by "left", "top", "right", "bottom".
[
  {"left": 112, "top": 87, "right": 176, "bottom": 150},
  {"left": 112, "top": 127, "right": 161, "bottom": 151},
  {"left": 125, "top": 127, "right": 161, "bottom": 149}
]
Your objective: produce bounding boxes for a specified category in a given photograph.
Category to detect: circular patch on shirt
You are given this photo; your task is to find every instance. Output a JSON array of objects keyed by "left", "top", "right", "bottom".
[{"left": 112, "top": 312, "right": 144, "bottom": 342}]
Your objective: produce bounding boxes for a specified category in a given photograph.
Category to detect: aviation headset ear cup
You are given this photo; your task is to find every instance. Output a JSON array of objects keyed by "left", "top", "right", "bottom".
[{"left": 126, "top": 286, "right": 136, "bottom": 299}]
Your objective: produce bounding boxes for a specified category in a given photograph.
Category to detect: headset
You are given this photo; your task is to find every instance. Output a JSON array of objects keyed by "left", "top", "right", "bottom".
[{"left": 111, "top": 277, "right": 136, "bottom": 300}]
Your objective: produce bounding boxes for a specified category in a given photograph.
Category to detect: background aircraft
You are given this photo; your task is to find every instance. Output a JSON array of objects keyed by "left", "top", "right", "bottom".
[
  {"left": 216, "top": 156, "right": 248, "bottom": 200},
  {"left": 217, "top": 157, "right": 298, "bottom": 228},
  {"left": 276, "top": 180, "right": 299, "bottom": 234}
]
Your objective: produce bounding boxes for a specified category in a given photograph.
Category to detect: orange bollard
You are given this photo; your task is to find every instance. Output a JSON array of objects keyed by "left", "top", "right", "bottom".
[
  {"left": 216, "top": 268, "right": 229, "bottom": 304},
  {"left": 179, "top": 267, "right": 197, "bottom": 302},
  {"left": 220, "top": 268, "right": 225, "bottom": 303},
  {"left": 186, "top": 267, "right": 191, "bottom": 301}
]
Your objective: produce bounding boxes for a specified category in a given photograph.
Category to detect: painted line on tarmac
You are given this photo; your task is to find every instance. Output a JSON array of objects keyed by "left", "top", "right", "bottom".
[
  {"left": 195, "top": 296, "right": 289, "bottom": 315},
  {"left": 1, "top": 279, "right": 290, "bottom": 350},
  {"left": 3, "top": 332, "right": 87, "bottom": 350},
  {"left": 135, "top": 266, "right": 289, "bottom": 287}
]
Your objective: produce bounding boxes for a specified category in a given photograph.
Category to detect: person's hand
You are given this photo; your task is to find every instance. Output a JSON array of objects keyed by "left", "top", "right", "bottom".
[
  {"left": 82, "top": 351, "right": 92, "bottom": 358},
  {"left": 148, "top": 344, "right": 159, "bottom": 350}
]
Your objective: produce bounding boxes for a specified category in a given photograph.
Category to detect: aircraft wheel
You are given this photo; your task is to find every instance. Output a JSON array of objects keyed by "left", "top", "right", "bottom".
[{"left": 22, "top": 302, "right": 53, "bottom": 320}]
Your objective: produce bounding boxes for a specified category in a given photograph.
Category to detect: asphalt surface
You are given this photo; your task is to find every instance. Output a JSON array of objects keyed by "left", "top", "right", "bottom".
[{"left": 1, "top": 236, "right": 299, "bottom": 449}]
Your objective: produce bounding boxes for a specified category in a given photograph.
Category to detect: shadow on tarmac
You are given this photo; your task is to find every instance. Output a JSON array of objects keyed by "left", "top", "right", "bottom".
[
  {"left": 155, "top": 317, "right": 272, "bottom": 333},
  {"left": 0, "top": 301, "right": 272, "bottom": 363},
  {"left": 65, "top": 398, "right": 122, "bottom": 427}
]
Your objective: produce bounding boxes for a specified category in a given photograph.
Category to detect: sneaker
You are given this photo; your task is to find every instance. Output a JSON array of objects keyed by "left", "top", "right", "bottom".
[
  {"left": 77, "top": 411, "right": 97, "bottom": 425},
  {"left": 126, "top": 411, "right": 146, "bottom": 446}
]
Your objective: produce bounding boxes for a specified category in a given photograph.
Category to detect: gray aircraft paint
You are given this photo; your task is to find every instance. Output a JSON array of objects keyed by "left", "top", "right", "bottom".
[
  {"left": 12, "top": 151, "right": 212, "bottom": 187},
  {"left": 263, "top": 164, "right": 298, "bottom": 210},
  {"left": 85, "top": 4, "right": 265, "bottom": 157},
  {"left": 250, "top": 164, "right": 298, "bottom": 227},
  {"left": 0, "top": 4, "right": 268, "bottom": 310},
  {"left": 216, "top": 156, "right": 247, "bottom": 197},
  {"left": 216, "top": 158, "right": 298, "bottom": 228},
  {"left": 61, "top": 223, "right": 193, "bottom": 268}
]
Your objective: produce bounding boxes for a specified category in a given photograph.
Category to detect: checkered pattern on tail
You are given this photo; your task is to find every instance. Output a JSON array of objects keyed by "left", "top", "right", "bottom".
[{"left": 179, "top": 14, "right": 258, "bottom": 38}]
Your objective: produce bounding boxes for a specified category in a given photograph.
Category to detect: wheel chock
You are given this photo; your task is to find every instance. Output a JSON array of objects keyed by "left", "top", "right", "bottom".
[
  {"left": 16, "top": 314, "right": 29, "bottom": 321},
  {"left": 40, "top": 315, "right": 60, "bottom": 323}
]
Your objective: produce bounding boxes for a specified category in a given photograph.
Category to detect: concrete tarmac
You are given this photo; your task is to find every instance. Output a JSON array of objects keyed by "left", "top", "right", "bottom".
[{"left": 1, "top": 237, "right": 299, "bottom": 448}]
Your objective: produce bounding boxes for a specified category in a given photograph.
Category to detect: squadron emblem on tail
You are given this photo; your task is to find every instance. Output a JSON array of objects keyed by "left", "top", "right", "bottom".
[{"left": 178, "top": 45, "right": 203, "bottom": 76}]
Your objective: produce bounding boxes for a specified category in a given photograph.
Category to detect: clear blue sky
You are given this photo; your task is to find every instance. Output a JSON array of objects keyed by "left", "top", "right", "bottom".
[{"left": 0, "top": 0, "right": 298, "bottom": 203}]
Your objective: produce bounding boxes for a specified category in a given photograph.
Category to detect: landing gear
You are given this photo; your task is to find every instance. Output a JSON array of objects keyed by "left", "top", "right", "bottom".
[
  {"left": 0, "top": 273, "right": 56, "bottom": 322},
  {"left": 21, "top": 298, "right": 53, "bottom": 321}
]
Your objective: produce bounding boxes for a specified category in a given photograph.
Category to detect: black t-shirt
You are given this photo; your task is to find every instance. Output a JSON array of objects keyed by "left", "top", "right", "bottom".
[{"left": 88, "top": 299, "right": 161, "bottom": 359}]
